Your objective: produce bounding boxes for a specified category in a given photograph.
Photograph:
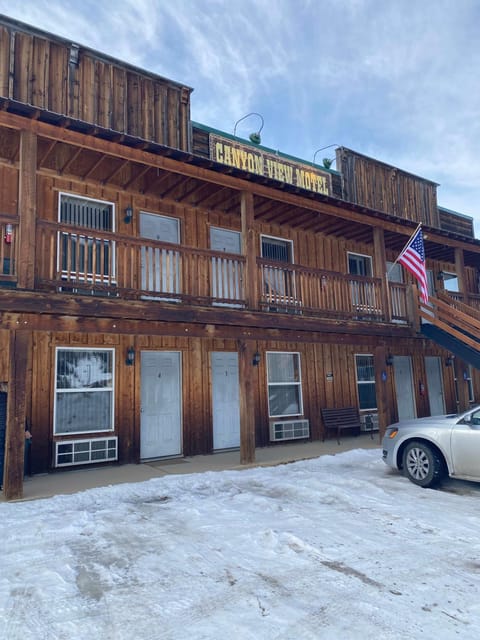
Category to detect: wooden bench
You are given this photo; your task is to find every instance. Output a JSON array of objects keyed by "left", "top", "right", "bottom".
[{"left": 321, "top": 407, "right": 362, "bottom": 444}]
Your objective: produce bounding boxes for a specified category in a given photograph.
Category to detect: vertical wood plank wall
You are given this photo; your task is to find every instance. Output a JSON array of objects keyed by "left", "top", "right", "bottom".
[{"left": 0, "top": 25, "right": 191, "bottom": 150}]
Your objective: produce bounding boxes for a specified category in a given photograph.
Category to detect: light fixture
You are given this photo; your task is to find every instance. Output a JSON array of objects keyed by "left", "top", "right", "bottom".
[
  {"left": 126, "top": 347, "right": 135, "bottom": 366},
  {"left": 386, "top": 354, "right": 394, "bottom": 366},
  {"left": 445, "top": 355, "right": 453, "bottom": 367},
  {"left": 252, "top": 351, "right": 261, "bottom": 366},
  {"left": 124, "top": 205, "right": 133, "bottom": 224},
  {"left": 437, "top": 271, "right": 445, "bottom": 281},
  {"left": 233, "top": 113, "right": 264, "bottom": 145},
  {"left": 313, "top": 144, "right": 339, "bottom": 166}
]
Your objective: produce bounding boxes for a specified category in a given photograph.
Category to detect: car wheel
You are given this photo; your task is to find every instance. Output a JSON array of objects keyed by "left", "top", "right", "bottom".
[{"left": 402, "top": 441, "right": 446, "bottom": 488}]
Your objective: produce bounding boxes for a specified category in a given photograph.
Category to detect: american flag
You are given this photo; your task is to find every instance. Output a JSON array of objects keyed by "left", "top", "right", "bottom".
[{"left": 397, "top": 226, "right": 429, "bottom": 302}]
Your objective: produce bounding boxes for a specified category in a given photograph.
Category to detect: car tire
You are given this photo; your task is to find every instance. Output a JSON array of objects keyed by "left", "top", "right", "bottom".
[{"left": 402, "top": 441, "right": 446, "bottom": 488}]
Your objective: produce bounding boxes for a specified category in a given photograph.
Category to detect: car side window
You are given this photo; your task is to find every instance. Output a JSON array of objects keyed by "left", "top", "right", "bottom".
[{"left": 470, "top": 410, "right": 480, "bottom": 426}]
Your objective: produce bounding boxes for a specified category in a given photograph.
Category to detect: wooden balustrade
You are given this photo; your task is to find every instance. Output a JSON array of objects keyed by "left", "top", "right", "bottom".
[
  {"left": 258, "top": 259, "right": 387, "bottom": 320},
  {"left": 36, "top": 221, "right": 246, "bottom": 304},
  {"left": 32, "top": 221, "right": 414, "bottom": 323}
]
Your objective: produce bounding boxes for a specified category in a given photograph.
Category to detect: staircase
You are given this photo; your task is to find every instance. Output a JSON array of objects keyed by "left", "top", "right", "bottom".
[{"left": 418, "top": 291, "right": 480, "bottom": 370}]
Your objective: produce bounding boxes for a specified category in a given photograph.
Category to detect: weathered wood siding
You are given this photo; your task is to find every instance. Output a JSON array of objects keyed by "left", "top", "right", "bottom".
[
  {"left": 338, "top": 147, "right": 439, "bottom": 227},
  {"left": 439, "top": 207, "right": 474, "bottom": 238},
  {"left": 0, "top": 20, "right": 192, "bottom": 150},
  {"left": 27, "top": 328, "right": 463, "bottom": 473}
]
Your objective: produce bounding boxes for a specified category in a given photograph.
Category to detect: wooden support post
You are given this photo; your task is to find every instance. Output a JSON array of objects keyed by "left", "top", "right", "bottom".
[
  {"left": 17, "top": 129, "right": 37, "bottom": 290},
  {"left": 238, "top": 339, "right": 256, "bottom": 464},
  {"left": 454, "top": 357, "right": 471, "bottom": 413},
  {"left": 454, "top": 247, "right": 466, "bottom": 296},
  {"left": 374, "top": 345, "right": 392, "bottom": 441},
  {"left": 241, "top": 191, "right": 258, "bottom": 309},
  {"left": 3, "top": 330, "right": 33, "bottom": 500},
  {"left": 373, "top": 227, "right": 391, "bottom": 321}
]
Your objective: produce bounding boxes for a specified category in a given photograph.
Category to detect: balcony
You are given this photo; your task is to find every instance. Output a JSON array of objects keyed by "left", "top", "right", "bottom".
[{"left": 31, "top": 221, "right": 409, "bottom": 323}]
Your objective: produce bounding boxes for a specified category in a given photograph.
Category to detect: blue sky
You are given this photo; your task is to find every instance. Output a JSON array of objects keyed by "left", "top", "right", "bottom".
[{"left": 1, "top": 0, "right": 479, "bottom": 237}]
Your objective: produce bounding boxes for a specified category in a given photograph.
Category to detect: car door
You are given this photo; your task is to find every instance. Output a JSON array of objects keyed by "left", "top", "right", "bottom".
[{"left": 450, "top": 410, "right": 480, "bottom": 478}]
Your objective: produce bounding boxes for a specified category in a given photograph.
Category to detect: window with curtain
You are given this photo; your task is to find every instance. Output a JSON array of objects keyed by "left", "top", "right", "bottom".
[
  {"left": 267, "top": 352, "right": 303, "bottom": 417},
  {"left": 54, "top": 348, "right": 114, "bottom": 435},
  {"left": 355, "top": 354, "right": 377, "bottom": 410}
]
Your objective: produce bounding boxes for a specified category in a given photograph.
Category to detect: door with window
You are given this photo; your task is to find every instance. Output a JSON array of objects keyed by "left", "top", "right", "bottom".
[
  {"left": 348, "top": 252, "right": 375, "bottom": 312},
  {"left": 58, "top": 193, "right": 115, "bottom": 285},
  {"left": 387, "top": 261, "right": 406, "bottom": 321},
  {"left": 211, "top": 352, "right": 240, "bottom": 449},
  {"left": 140, "top": 212, "right": 181, "bottom": 299},
  {"left": 393, "top": 356, "right": 416, "bottom": 420},
  {"left": 261, "top": 236, "right": 295, "bottom": 307},
  {"left": 140, "top": 351, "right": 182, "bottom": 459},
  {"left": 210, "top": 227, "right": 242, "bottom": 306}
]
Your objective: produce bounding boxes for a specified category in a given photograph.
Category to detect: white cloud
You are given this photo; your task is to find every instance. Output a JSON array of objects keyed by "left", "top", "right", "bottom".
[{"left": 0, "top": 0, "right": 479, "bottom": 232}]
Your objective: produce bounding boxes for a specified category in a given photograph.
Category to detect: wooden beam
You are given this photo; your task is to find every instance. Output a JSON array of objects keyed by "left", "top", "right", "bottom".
[
  {"left": 241, "top": 191, "right": 258, "bottom": 310},
  {"left": 374, "top": 344, "right": 392, "bottom": 439},
  {"left": 238, "top": 339, "right": 256, "bottom": 464},
  {"left": 455, "top": 247, "right": 466, "bottom": 294},
  {"left": 3, "top": 330, "right": 32, "bottom": 500},
  {"left": 17, "top": 129, "right": 37, "bottom": 289},
  {"left": 2, "top": 111, "right": 474, "bottom": 248},
  {"left": 59, "top": 146, "right": 83, "bottom": 175},
  {"left": 373, "top": 227, "right": 391, "bottom": 322}
]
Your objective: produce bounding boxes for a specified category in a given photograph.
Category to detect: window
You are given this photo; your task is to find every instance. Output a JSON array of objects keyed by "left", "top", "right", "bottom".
[
  {"left": 443, "top": 272, "right": 459, "bottom": 293},
  {"left": 267, "top": 352, "right": 303, "bottom": 417},
  {"left": 58, "top": 193, "right": 115, "bottom": 282},
  {"left": 54, "top": 348, "right": 114, "bottom": 435},
  {"left": 355, "top": 354, "right": 377, "bottom": 410},
  {"left": 348, "top": 253, "right": 372, "bottom": 277},
  {"left": 386, "top": 261, "right": 403, "bottom": 283}
]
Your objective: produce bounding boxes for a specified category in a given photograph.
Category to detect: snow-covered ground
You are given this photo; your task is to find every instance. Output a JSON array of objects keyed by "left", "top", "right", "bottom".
[{"left": 1, "top": 448, "right": 480, "bottom": 640}]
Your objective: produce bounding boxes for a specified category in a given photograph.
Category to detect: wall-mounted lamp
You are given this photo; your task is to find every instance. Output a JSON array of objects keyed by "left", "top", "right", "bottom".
[
  {"left": 437, "top": 271, "right": 445, "bottom": 281},
  {"left": 386, "top": 354, "right": 394, "bottom": 366},
  {"left": 233, "top": 112, "right": 264, "bottom": 145},
  {"left": 252, "top": 351, "right": 261, "bottom": 367},
  {"left": 445, "top": 355, "right": 454, "bottom": 367},
  {"left": 313, "top": 144, "right": 339, "bottom": 166},
  {"left": 124, "top": 205, "right": 133, "bottom": 224},
  {"left": 126, "top": 346, "right": 135, "bottom": 366}
]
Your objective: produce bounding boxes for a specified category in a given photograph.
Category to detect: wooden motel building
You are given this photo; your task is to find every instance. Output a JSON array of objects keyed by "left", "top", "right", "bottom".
[{"left": 1, "top": 16, "right": 479, "bottom": 499}]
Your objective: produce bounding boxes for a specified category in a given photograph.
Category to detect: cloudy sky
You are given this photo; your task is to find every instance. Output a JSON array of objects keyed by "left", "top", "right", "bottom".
[{"left": 1, "top": 0, "right": 479, "bottom": 236}]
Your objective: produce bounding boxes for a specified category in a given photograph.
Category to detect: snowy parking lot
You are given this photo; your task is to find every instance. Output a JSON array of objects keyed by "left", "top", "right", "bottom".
[{"left": 1, "top": 448, "right": 480, "bottom": 640}]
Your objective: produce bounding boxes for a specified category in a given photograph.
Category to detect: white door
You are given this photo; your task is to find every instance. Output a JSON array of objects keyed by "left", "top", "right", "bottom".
[
  {"left": 425, "top": 356, "right": 445, "bottom": 416},
  {"left": 140, "top": 351, "right": 182, "bottom": 459},
  {"left": 393, "top": 356, "right": 416, "bottom": 421},
  {"left": 140, "top": 212, "right": 180, "bottom": 298},
  {"left": 210, "top": 227, "right": 242, "bottom": 306},
  {"left": 211, "top": 352, "right": 240, "bottom": 449}
]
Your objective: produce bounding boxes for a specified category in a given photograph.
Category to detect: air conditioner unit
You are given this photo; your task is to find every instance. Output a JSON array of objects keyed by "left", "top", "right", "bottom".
[
  {"left": 360, "top": 413, "right": 379, "bottom": 432},
  {"left": 269, "top": 419, "right": 310, "bottom": 442},
  {"left": 55, "top": 436, "right": 118, "bottom": 467}
]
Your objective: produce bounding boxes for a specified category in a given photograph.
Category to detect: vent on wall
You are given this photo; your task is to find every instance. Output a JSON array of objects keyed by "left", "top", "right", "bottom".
[
  {"left": 55, "top": 437, "right": 118, "bottom": 467},
  {"left": 360, "top": 413, "right": 379, "bottom": 432},
  {"left": 269, "top": 419, "right": 310, "bottom": 442}
]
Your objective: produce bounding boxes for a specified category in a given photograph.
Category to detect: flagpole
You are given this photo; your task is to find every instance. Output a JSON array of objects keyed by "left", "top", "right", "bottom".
[{"left": 386, "top": 222, "right": 422, "bottom": 277}]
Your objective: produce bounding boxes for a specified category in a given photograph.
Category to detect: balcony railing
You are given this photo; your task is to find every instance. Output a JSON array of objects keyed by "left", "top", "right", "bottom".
[
  {"left": 258, "top": 259, "right": 387, "bottom": 321},
  {"left": 33, "top": 221, "right": 412, "bottom": 323}
]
